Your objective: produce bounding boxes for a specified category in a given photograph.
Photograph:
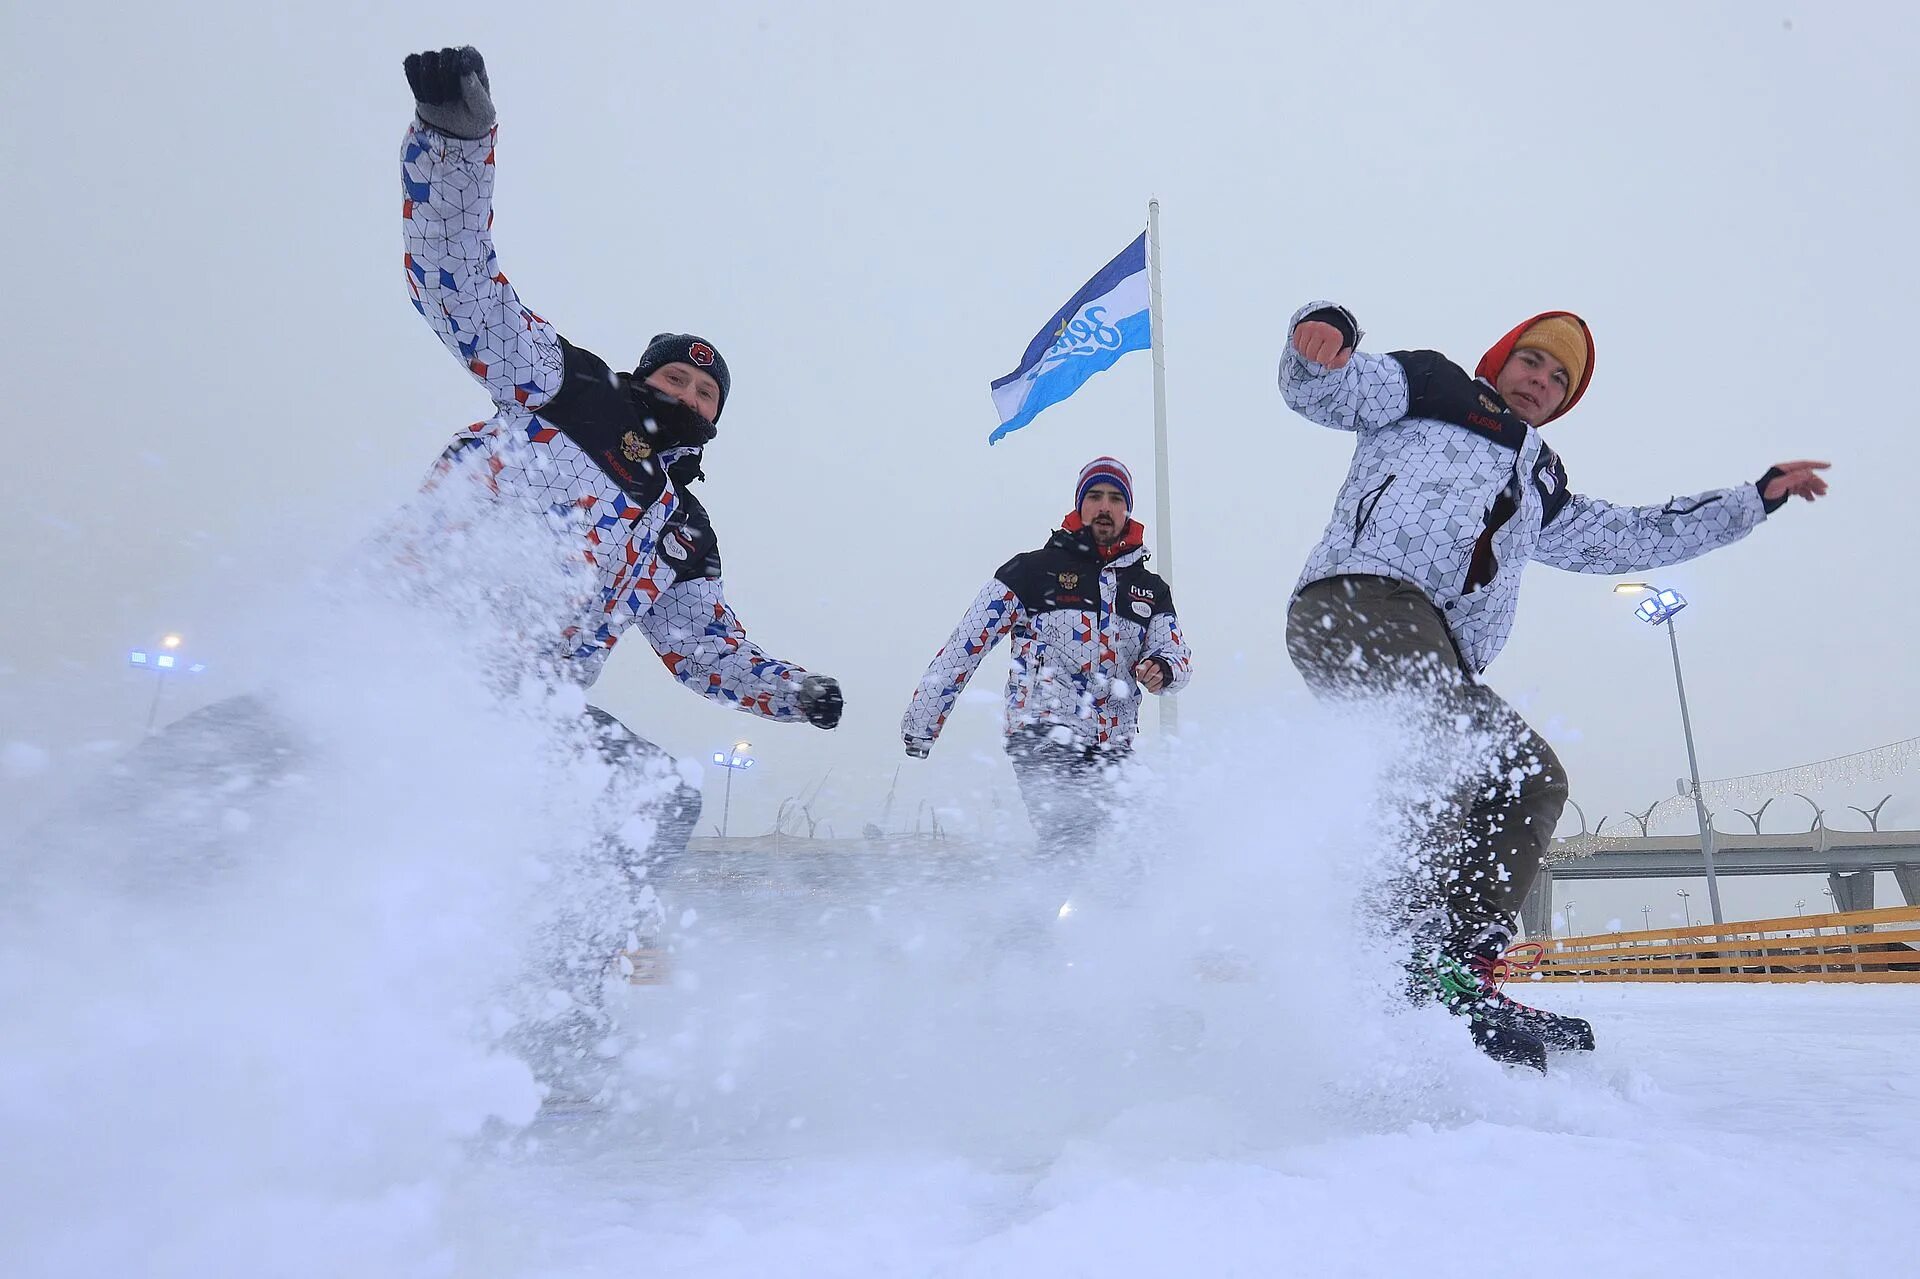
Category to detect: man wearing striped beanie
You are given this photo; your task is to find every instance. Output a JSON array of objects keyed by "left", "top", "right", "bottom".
[
  {"left": 902, "top": 457, "right": 1192, "bottom": 865},
  {"left": 1072, "top": 457, "right": 1136, "bottom": 556}
]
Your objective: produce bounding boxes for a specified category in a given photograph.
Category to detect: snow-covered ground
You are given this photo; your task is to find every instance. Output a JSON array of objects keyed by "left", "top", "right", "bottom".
[
  {"left": 4, "top": 532, "right": 1913, "bottom": 1278},
  {"left": 12, "top": 867, "right": 1913, "bottom": 1279},
  {"left": 418, "top": 984, "right": 1914, "bottom": 1279}
]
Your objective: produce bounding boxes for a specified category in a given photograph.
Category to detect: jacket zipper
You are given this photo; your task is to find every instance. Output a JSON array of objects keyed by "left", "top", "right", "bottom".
[{"left": 1354, "top": 474, "right": 1397, "bottom": 544}]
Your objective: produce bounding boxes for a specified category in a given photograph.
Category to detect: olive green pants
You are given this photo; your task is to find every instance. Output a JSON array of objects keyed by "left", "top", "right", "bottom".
[{"left": 1286, "top": 575, "right": 1567, "bottom": 949}]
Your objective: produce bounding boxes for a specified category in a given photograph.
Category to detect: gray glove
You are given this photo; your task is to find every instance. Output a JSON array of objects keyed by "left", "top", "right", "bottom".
[{"left": 403, "top": 46, "right": 496, "bottom": 140}]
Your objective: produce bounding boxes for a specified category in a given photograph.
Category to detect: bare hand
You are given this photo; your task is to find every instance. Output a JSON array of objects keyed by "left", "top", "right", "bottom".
[
  {"left": 1134, "top": 659, "right": 1168, "bottom": 694},
  {"left": 1292, "top": 320, "right": 1352, "bottom": 370},
  {"left": 1763, "top": 460, "right": 1831, "bottom": 504}
]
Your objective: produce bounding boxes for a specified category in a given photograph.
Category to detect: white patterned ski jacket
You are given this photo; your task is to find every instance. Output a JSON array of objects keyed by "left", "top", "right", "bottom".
[
  {"left": 903, "top": 521, "right": 1192, "bottom": 755},
  {"left": 1282, "top": 300, "right": 1772, "bottom": 673},
  {"left": 400, "top": 122, "right": 813, "bottom": 719}
]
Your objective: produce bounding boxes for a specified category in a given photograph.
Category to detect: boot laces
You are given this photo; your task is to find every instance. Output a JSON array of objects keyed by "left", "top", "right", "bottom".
[{"left": 1468, "top": 941, "right": 1548, "bottom": 1010}]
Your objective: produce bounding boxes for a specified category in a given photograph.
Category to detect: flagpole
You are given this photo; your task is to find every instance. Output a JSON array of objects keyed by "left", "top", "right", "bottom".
[{"left": 1146, "top": 198, "right": 1177, "bottom": 736}]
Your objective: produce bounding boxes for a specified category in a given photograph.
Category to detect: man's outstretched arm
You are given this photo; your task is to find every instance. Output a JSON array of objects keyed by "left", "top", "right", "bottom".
[
  {"left": 1533, "top": 461, "right": 1830, "bottom": 574},
  {"left": 400, "top": 46, "right": 565, "bottom": 413},
  {"left": 901, "top": 578, "right": 1025, "bottom": 757},
  {"left": 636, "top": 576, "right": 842, "bottom": 728}
]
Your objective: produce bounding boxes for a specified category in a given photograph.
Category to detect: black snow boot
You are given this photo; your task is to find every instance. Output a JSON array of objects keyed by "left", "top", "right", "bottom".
[
  {"left": 1465, "top": 1016, "right": 1549, "bottom": 1071},
  {"left": 1432, "top": 929, "right": 1596, "bottom": 1054},
  {"left": 1407, "top": 930, "right": 1545, "bottom": 1070}
]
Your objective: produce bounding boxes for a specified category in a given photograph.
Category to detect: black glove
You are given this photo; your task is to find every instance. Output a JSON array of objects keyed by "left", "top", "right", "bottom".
[
  {"left": 796, "top": 675, "right": 843, "bottom": 730},
  {"left": 403, "top": 46, "right": 496, "bottom": 140},
  {"left": 1297, "top": 304, "right": 1360, "bottom": 352},
  {"left": 1756, "top": 466, "right": 1787, "bottom": 515},
  {"left": 904, "top": 738, "right": 932, "bottom": 759}
]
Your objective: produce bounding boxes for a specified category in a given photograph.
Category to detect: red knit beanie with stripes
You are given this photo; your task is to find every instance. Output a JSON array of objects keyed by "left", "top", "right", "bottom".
[{"left": 1075, "top": 456, "right": 1134, "bottom": 510}]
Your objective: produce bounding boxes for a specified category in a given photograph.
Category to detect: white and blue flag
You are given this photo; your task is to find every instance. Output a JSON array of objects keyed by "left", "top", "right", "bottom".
[{"left": 989, "top": 231, "right": 1150, "bottom": 444}]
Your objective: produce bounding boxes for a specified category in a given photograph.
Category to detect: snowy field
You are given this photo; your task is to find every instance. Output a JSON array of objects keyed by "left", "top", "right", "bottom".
[
  {"left": 421, "top": 984, "right": 1916, "bottom": 1279},
  {"left": 9, "top": 843, "right": 1915, "bottom": 1279},
  {"left": 4, "top": 545, "right": 1913, "bottom": 1279}
]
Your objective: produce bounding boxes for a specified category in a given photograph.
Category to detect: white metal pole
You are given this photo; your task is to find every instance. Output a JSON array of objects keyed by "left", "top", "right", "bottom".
[
  {"left": 144, "top": 668, "right": 168, "bottom": 735},
  {"left": 1666, "top": 617, "right": 1725, "bottom": 924},
  {"left": 1146, "top": 198, "right": 1176, "bottom": 736}
]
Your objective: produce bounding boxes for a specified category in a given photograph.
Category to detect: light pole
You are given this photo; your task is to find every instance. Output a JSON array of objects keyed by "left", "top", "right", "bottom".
[
  {"left": 1615, "top": 583, "right": 1724, "bottom": 925},
  {"left": 1640, "top": 905, "right": 1653, "bottom": 931},
  {"left": 710, "top": 740, "right": 754, "bottom": 837},
  {"left": 1565, "top": 900, "right": 1578, "bottom": 938},
  {"left": 1794, "top": 899, "right": 1806, "bottom": 916},
  {"left": 1676, "top": 888, "right": 1693, "bottom": 928},
  {"left": 128, "top": 634, "right": 207, "bottom": 734}
]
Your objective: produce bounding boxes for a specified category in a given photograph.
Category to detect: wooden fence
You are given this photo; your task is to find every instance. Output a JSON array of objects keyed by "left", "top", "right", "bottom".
[{"left": 1515, "top": 906, "right": 1920, "bottom": 983}]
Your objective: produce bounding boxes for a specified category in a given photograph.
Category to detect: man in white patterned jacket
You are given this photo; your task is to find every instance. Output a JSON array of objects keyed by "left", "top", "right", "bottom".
[
  {"left": 1282, "top": 301, "right": 1828, "bottom": 1068},
  {"left": 902, "top": 458, "right": 1191, "bottom": 864},
  {"left": 400, "top": 46, "right": 843, "bottom": 868}
]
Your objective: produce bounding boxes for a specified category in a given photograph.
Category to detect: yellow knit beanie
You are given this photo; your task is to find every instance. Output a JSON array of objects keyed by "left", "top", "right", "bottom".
[{"left": 1514, "top": 316, "right": 1589, "bottom": 393}]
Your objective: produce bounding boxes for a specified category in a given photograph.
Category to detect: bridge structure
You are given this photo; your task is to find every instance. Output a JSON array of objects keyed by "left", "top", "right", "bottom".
[
  {"left": 1520, "top": 827, "right": 1920, "bottom": 939},
  {"left": 673, "top": 738, "right": 1920, "bottom": 946},
  {"left": 1516, "top": 736, "right": 1920, "bottom": 937}
]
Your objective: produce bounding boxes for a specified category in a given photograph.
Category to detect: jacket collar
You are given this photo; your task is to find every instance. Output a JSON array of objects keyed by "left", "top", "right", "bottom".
[{"left": 1054, "top": 513, "right": 1149, "bottom": 566}]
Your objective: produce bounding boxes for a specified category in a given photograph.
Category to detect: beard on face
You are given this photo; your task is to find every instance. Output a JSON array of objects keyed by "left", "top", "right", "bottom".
[{"left": 1090, "top": 513, "right": 1121, "bottom": 545}]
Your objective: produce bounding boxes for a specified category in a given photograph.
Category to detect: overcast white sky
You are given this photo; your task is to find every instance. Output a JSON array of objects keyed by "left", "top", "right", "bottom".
[{"left": 4, "top": 1, "right": 1915, "bottom": 922}]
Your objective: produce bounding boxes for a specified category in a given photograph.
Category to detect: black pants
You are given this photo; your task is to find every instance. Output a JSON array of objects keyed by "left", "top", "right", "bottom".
[
  {"left": 1285, "top": 576, "right": 1567, "bottom": 950},
  {"left": 999, "top": 726, "right": 1139, "bottom": 945},
  {"left": 1006, "top": 726, "right": 1121, "bottom": 866},
  {"left": 581, "top": 705, "right": 703, "bottom": 878}
]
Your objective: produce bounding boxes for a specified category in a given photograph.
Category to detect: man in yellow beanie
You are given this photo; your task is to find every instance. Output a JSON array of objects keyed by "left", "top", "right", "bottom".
[{"left": 1278, "top": 299, "right": 1829, "bottom": 1070}]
